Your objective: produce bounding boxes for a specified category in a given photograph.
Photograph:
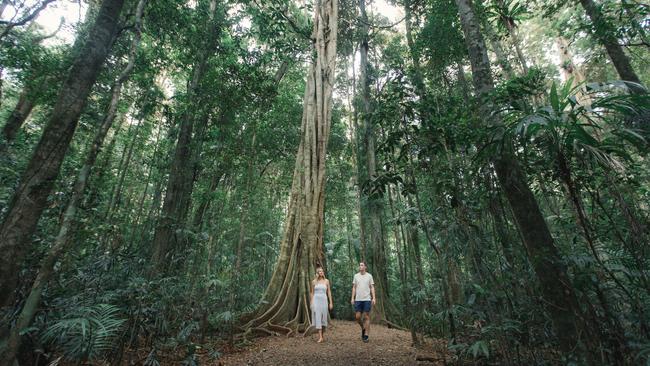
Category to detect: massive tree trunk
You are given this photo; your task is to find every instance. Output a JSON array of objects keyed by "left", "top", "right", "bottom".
[
  {"left": 242, "top": 0, "right": 337, "bottom": 336},
  {"left": 0, "top": 1, "right": 145, "bottom": 362},
  {"left": 0, "top": 0, "right": 125, "bottom": 308},
  {"left": 2, "top": 87, "right": 35, "bottom": 142},
  {"left": 454, "top": 0, "right": 598, "bottom": 361},
  {"left": 150, "top": 0, "right": 221, "bottom": 272},
  {"left": 578, "top": 0, "right": 642, "bottom": 90}
]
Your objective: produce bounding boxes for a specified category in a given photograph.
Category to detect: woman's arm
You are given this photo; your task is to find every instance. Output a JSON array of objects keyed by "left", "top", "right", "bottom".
[{"left": 327, "top": 279, "right": 333, "bottom": 310}]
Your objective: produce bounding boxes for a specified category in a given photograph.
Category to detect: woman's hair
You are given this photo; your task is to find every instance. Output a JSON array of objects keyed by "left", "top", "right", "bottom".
[{"left": 313, "top": 267, "right": 326, "bottom": 282}]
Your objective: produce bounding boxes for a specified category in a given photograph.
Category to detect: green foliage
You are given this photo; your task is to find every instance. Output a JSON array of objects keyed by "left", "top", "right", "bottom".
[
  {"left": 503, "top": 78, "right": 649, "bottom": 168},
  {"left": 1, "top": 0, "right": 649, "bottom": 364},
  {"left": 40, "top": 304, "right": 126, "bottom": 362},
  {"left": 449, "top": 339, "right": 491, "bottom": 359},
  {"left": 486, "top": 0, "right": 530, "bottom": 32}
]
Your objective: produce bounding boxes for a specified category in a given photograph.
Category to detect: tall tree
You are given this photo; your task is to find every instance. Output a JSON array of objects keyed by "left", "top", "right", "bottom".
[
  {"left": 150, "top": 0, "right": 222, "bottom": 271},
  {"left": 578, "top": 0, "right": 642, "bottom": 89},
  {"left": 0, "top": 1, "right": 146, "bottom": 363},
  {"left": 243, "top": 0, "right": 338, "bottom": 335},
  {"left": 0, "top": 0, "right": 125, "bottom": 308},
  {"left": 357, "top": 0, "right": 391, "bottom": 323},
  {"left": 453, "top": 0, "right": 598, "bottom": 361}
]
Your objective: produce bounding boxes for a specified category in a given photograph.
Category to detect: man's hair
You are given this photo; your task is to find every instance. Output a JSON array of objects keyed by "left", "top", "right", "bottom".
[{"left": 359, "top": 261, "right": 366, "bottom": 266}]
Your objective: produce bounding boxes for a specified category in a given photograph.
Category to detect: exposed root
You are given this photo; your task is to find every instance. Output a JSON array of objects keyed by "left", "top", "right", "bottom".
[
  {"left": 301, "top": 325, "right": 318, "bottom": 337},
  {"left": 267, "top": 322, "right": 293, "bottom": 336},
  {"left": 384, "top": 320, "right": 407, "bottom": 331},
  {"left": 252, "top": 326, "right": 281, "bottom": 337}
]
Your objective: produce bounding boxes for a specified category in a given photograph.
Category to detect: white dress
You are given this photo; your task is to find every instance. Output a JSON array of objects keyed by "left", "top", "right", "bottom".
[{"left": 312, "top": 283, "right": 329, "bottom": 329}]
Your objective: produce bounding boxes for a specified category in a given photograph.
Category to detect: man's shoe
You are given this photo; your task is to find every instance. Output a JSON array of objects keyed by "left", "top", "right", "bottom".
[{"left": 362, "top": 335, "right": 369, "bottom": 343}]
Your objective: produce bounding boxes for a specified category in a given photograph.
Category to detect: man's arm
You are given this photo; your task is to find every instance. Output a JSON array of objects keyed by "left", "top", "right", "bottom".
[
  {"left": 371, "top": 284, "right": 376, "bottom": 305},
  {"left": 351, "top": 283, "right": 356, "bottom": 305}
]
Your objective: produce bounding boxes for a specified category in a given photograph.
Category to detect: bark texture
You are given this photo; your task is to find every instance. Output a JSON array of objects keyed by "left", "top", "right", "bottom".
[
  {"left": 0, "top": 1, "right": 145, "bottom": 362},
  {"left": 2, "top": 87, "right": 35, "bottom": 142},
  {"left": 578, "top": 0, "right": 642, "bottom": 89},
  {"left": 0, "top": 0, "right": 125, "bottom": 308},
  {"left": 151, "top": 0, "right": 221, "bottom": 271},
  {"left": 242, "top": 0, "right": 338, "bottom": 335}
]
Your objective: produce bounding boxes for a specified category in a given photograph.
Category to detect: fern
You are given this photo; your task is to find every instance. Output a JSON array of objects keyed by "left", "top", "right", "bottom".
[{"left": 41, "top": 304, "right": 125, "bottom": 362}]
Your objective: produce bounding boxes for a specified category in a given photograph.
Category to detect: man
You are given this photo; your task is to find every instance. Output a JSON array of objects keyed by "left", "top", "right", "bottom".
[{"left": 351, "top": 261, "right": 376, "bottom": 343}]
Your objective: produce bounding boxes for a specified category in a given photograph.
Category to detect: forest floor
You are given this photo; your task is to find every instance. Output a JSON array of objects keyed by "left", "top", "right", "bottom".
[{"left": 216, "top": 320, "right": 449, "bottom": 365}]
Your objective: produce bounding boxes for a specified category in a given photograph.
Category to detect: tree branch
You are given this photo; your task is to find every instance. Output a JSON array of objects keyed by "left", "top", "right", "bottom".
[
  {"left": 32, "top": 16, "right": 64, "bottom": 43},
  {"left": 0, "top": 0, "right": 57, "bottom": 41}
]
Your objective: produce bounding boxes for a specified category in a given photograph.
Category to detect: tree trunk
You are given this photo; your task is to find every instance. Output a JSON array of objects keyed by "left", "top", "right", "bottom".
[
  {"left": 556, "top": 36, "right": 591, "bottom": 104},
  {"left": 192, "top": 171, "right": 224, "bottom": 229},
  {"left": 128, "top": 125, "right": 165, "bottom": 248},
  {"left": 506, "top": 23, "right": 528, "bottom": 73},
  {"left": 603, "top": 171, "right": 649, "bottom": 251},
  {"left": 2, "top": 87, "right": 35, "bottom": 142},
  {"left": 150, "top": 0, "right": 221, "bottom": 272},
  {"left": 105, "top": 117, "right": 143, "bottom": 220},
  {"left": 557, "top": 37, "right": 586, "bottom": 84},
  {"left": 387, "top": 186, "right": 407, "bottom": 299},
  {"left": 0, "top": 1, "right": 144, "bottom": 362},
  {"left": 485, "top": 25, "right": 515, "bottom": 79},
  {"left": 357, "top": 0, "right": 391, "bottom": 323},
  {"left": 231, "top": 131, "right": 256, "bottom": 314},
  {"left": 454, "top": 0, "right": 597, "bottom": 361},
  {"left": 349, "top": 47, "right": 368, "bottom": 262},
  {"left": 85, "top": 113, "right": 125, "bottom": 210},
  {"left": 487, "top": 189, "right": 515, "bottom": 268},
  {"left": 578, "top": 0, "right": 642, "bottom": 90},
  {"left": 0, "top": 0, "right": 125, "bottom": 308},
  {"left": 403, "top": 0, "right": 428, "bottom": 108},
  {"left": 241, "top": 0, "right": 337, "bottom": 336}
]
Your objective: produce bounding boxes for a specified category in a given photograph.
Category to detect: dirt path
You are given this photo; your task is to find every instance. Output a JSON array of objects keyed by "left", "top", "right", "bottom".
[{"left": 217, "top": 320, "right": 446, "bottom": 366}]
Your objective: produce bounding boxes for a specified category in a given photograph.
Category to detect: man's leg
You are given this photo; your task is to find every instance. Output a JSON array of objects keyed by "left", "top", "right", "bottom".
[
  {"left": 363, "top": 312, "right": 371, "bottom": 336},
  {"left": 355, "top": 311, "right": 366, "bottom": 340}
]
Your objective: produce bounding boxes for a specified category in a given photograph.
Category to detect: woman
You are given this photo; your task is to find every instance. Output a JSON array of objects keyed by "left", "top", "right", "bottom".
[{"left": 310, "top": 267, "right": 333, "bottom": 343}]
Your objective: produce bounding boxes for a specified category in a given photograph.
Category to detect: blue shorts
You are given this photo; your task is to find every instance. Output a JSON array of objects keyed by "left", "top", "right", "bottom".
[{"left": 354, "top": 300, "right": 372, "bottom": 313}]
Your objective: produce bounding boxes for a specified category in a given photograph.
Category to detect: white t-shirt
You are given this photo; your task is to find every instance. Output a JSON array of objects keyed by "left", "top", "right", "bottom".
[{"left": 353, "top": 272, "right": 374, "bottom": 301}]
